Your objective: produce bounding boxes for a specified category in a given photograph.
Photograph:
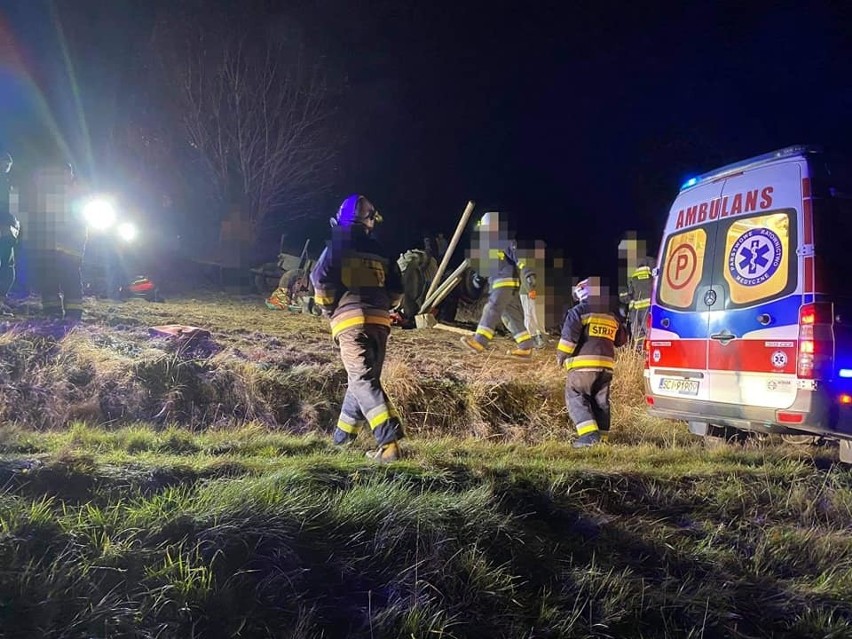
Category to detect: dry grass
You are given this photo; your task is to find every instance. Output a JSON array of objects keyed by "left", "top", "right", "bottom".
[
  {"left": 3, "top": 295, "right": 852, "bottom": 637},
  {"left": 0, "top": 294, "right": 649, "bottom": 443}
]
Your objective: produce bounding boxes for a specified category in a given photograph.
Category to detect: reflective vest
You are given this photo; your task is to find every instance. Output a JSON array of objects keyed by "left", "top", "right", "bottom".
[
  {"left": 558, "top": 301, "right": 627, "bottom": 370},
  {"left": 311, "top": 226, "right": 404, "bottom": 338},
  {"left": 628, "top": 265, "right": 653, "bottom": 310}
]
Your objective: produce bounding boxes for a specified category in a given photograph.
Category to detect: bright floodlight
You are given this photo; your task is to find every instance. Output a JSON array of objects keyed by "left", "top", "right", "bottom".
[
  {"left": 117, "top": 222, "right": 138, "bottom": 243},
  {"left": 83, "top": 198, "right": 117, "bottom": 231}
]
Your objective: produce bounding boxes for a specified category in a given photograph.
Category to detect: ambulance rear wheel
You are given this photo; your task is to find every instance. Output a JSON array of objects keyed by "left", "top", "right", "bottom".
[
  {"left": 703, "top": 424, "right": 744, "bottom": 449},
  {"left": 781, "top": 434, "right": 819, "bottom": 446}
]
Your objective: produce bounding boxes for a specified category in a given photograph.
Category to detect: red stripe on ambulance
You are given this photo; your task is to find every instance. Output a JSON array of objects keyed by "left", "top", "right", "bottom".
[
  {"left": 708, "top": 339, "right": 797, "bottom": 374},
  {"left": 650, "top": 340, "right": 707, "bottom": 369}
]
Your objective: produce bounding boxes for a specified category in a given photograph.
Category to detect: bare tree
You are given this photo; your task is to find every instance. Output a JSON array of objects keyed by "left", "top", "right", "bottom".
[{"left": 154, "top": 13, "right": 335, "bottom": 263}]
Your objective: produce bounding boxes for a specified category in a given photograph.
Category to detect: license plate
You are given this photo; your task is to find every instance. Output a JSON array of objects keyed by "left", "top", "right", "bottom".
[{"left": 659, "top": 378, "right": 699, "bottom": 396}]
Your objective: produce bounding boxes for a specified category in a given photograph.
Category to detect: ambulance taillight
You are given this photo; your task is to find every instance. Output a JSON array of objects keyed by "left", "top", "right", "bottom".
[
  {"left": 797, "top": 303, "right": 834, "bottom": 379},
  {"left": 644, "top": 310, "right": 652, "bottom": 368}
]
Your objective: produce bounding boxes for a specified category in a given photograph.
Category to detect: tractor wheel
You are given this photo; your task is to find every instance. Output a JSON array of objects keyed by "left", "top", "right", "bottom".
[
  {"left": 458, "top": 268, "right": 485, "bottom": 302},
  {"left": 254, "top": 265, "right": 280, "bottom": 295},
  {"left": 279, "top": 269, "right": 306, "bottom": 292}
]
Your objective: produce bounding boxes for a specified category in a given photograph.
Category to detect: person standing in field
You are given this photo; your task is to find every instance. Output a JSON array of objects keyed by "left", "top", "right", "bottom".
[
  {"left": 311, "top": 194, "right": 406, "bottom": 462},
  {"left": 557, "top": 276, "right": 628, "bottom": 448},
  {"left": 460, "top": 211, "right": 535, "bottom": 358}
]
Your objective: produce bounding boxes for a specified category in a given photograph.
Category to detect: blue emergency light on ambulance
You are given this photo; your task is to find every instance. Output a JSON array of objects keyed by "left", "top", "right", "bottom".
[{"left": 644, "top": 145, "right": 852, "bottom": 462}]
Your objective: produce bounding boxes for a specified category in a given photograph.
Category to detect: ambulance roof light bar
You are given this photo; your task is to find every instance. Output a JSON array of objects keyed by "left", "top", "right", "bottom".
[{"left": 679, "top": 144, "right": 822, "bottom": 193}]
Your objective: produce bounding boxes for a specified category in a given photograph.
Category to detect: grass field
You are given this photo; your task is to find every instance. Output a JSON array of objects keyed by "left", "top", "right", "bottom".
[{"left": 1, "top": 295, "right": 851, "bottom": 638}]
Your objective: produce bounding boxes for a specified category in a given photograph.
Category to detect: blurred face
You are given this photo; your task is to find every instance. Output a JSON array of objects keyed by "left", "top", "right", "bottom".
[{"left": 357, "top": 197, "right": 381, "bottom": 231}]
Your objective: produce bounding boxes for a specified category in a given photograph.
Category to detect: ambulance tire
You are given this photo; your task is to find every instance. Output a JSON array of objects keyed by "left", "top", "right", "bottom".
[
  {"left": 702, "top": 424, "right": 746, "bottom": 449},
  {"left": 780, "top": 434, "right": 819, "bottom": 446}
]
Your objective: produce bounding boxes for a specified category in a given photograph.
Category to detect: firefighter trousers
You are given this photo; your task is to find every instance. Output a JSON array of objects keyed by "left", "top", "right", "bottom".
[
  {"left": 473, "top": 287, "right": 533, "bottom": 349},
  {"left": 565, "top": 369, "right": 612, "bottom": 436},
  {"left": 334, "top": 323, "right": 405, "bottom": 446},
  {"left": 31, "top": 250, "right": 84, "bottom": 319}
]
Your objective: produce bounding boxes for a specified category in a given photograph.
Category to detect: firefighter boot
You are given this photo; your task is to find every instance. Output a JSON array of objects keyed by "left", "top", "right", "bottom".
[
  {"left": 460, "top": 335, "right": 486, "bottom": 353},
  {"left": 533, "top": 334, "right": 546, "bottom": 349},
  {"left": 366, "top": 441, "right": 402, "bottom": 463},
  {"left": 333, "top": 432, "right": 358, "bottom": 448},
  {"left": 572, "top": 432, "right": 602, "bottom": 448},
  {"left": 507, "top": 347, "right": 532, "bottom": 359}
]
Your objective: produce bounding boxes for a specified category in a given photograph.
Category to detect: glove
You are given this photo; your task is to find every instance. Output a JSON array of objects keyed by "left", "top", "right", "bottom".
[
  {"left": 528, "top": 290, "right": 537, "bottom": 300},
  {"left": 556, "top": 352, "right": 568, "bottom": 368},
  {"left": 472, "top": 273, "right": 486, "bottom": 289}
]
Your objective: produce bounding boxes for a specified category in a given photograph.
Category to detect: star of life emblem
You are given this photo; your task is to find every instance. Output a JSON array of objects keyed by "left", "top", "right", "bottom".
[{"left": 729, "top": 228, "right": 783, "bottom": 287}]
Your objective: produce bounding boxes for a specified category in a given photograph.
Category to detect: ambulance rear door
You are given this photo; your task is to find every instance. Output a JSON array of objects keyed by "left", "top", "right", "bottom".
[
  {"left": 649, "top": 180, "right": 724, "bottom": 402},
  {"left": 704, "top": 161, "right": 803, "bottom": 409}
]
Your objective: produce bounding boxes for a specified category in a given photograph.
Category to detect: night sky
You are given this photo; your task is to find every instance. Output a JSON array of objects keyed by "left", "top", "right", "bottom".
[{"left": 3, "top": 0, "right": 852, "bottom": 276}]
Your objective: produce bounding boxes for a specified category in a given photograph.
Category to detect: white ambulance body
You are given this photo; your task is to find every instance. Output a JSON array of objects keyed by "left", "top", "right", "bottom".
[{"left": 644, "top": 146, "right": 852, "bottom": 460}]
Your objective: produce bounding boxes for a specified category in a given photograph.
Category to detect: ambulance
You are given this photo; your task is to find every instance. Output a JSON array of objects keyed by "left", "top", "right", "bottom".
[{"left": 644, "top": 145, "right": 852, "bottom": 461}]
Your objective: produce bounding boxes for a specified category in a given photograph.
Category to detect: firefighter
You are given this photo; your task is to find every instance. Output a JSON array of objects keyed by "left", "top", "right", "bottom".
[
  {"left": 460, "top": 211, "right": 535, "bottom": 358},
  {"left": 0, "top": 152, "right": 20, "bottom": 316},
  {"left": 20, "top": 160, "right": 87, "bottom": 321},
  {"left": 627, "top": 257, "right": 655, "bottom": 347},
  {"left": 557, "top": 277, "right": 628, "bottom": 448},
  {"left": 310, "top": 194, "right": 406, "bottom": 463}
]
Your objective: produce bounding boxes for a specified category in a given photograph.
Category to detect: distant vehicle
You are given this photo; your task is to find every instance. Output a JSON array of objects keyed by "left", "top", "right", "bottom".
[
  {"left": 250, "top": 237, "right": 312, "bottom": 296},
  {"left": 645, "top": 145, "right": 852, "bottom": 461}
]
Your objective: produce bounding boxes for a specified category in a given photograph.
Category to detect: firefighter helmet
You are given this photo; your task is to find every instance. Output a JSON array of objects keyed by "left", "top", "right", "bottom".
[
  {"left": 331, "top": 195, "right": 383, "bottom": 228},
  {"left": 573, "top": 278, "right": 590, "bottom": 302}
]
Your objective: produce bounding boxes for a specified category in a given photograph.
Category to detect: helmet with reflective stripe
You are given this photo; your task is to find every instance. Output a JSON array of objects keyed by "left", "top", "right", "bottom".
[{"left": 573, "top": 278, "right": 590, "bottom": 302}]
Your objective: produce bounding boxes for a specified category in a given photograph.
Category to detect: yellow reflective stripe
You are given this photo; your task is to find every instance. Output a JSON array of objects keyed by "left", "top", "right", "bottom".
[
  {"left": 513, "top": 331, "right": 531, "bottom": 344},
  {"left": 588, "top": 324, "right": 617, "bottom": 340},
  {"left": 367, "top": 410, "right": 389, "bottom": 429},
  {"left": 330, "top": 314, "right": 392, "bottom": 337},
  {"left": 557, "top": 339, "right": 575, "bottom": 354},
  {"left": 566, "top": 356, "right": 615, "bottom": 370},
  {"left": 336, "top": 419, "right": 360, "bottom": 434},
  {"left": 576, "top": 421, "right": 599, "bottom": 436},
  {"left": 581, "top": 314, "right": 619, "bottom": 329},
  {"left": 492, "top": 278, "right": 520, "bottom": 288},
  {"left": 488, "top": 249, "right": 506, "bottom": 260},
  {"left": 632, "top": 299, "right": 650, "bottom": 309},
  {"left": 315, "top": 292, "right": 336, "bottom": 305},
  {"left": 476, "top": 325, "right": 495, "bottom": 339},
  {"left": 63, "top": 303, "right": 83, "bottom": 310}
]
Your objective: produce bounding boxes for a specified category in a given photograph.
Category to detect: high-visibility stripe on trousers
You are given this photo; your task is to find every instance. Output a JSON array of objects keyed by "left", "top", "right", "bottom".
[
  {"left": 473, "top": 287, "right": 533, "bottom": 349},
  {"left": 334, "top": 323, "right": 404, "bottom": 446},
  {"left": 565, "top": 369, "right": 613, "bottom": 436}
]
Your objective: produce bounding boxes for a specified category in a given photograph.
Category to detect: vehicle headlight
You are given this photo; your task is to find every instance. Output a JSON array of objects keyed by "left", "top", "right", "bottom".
[
  {"left": 83, "top": 198, "right": 117, "bottom": 231},
  {"left": 117, "top": 222, "right": 138, "bottom": 243}
]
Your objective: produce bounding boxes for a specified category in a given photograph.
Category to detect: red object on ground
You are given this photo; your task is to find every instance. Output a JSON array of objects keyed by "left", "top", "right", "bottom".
[{"left": 149, "top": 325, "right": 211, "bottom": 340}]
